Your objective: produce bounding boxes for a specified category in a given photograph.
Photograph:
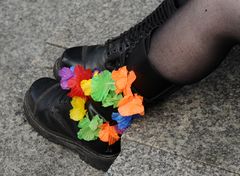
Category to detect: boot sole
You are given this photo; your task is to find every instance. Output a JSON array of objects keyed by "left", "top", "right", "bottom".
[{"left": 23, "top": 90, "right": 119, "bottom": 171}]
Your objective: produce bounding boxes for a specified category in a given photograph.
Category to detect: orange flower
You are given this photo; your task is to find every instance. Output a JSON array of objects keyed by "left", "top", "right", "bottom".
[
  {"left": 99, "top": 122, "right": 120, "bottom": 145},
  {"left": 118, "top": 94, "right": 144, "bottom": 116},
  {"left": 112, "top": 66, "right": 136, "bottom": 96}
]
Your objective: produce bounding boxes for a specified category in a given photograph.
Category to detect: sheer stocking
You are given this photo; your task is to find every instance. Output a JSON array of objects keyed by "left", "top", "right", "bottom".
[{"left": 149, "top": 0, "right": 240, "bottom": 84}]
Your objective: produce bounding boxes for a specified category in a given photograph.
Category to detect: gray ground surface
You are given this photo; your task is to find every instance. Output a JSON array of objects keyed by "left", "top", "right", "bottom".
[
  {"left": 107, "top": 46, "right": 240, "bottom": 176},
  {"left": 0, "top": 0, "right": 239, "bottom": 176}
]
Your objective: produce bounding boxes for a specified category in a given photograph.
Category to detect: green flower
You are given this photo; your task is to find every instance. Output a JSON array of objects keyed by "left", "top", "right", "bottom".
[
  {"left": 91, "top": 70, "right": 116, "bottom": 102},
  {"left": 102, "top": 90, "right": 123, "bottom": 108},
  {"left": 77, "top": 115, "right": 103, "bottom": 141}
]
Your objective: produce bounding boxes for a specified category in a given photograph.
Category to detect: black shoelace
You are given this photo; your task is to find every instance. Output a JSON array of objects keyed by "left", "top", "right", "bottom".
[{"left": 105, "top": 0, "right": 177, "bottom": 70}]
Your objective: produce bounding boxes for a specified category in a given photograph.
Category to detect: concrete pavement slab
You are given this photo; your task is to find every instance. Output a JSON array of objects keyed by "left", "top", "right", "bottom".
[
  {"left": 107, "top": 139, "right": 236, "bottom": 176},
  {"left": 123, "top": 46, "right": 240, "bottom": 174}
]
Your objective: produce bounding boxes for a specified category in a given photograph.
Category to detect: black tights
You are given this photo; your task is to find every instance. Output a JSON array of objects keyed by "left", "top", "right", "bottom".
[{"left": 149, "top": 0, "right": 240, "bottom": 84}]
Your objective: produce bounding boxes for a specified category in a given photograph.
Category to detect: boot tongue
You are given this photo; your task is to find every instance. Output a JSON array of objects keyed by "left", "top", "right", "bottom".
[
  {"left": 125, "top": 36, "right": 174, "bottom": 102},
  {"left": 86, "top": 99, "right": 117, "bottom": 122}
]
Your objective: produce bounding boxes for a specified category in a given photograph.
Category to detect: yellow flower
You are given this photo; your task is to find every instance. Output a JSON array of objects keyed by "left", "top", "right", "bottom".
[
  {"left": 71, "top": 96, "right": 86, "bottom": 107},
  {"left": 70, "top": 108, "right": 86, "bottom": 121},
  {"left": 93, "top": 70, "right": 99, "bottom": 77},
  {"left": 70, "top": 97, "right": 86, "bottom": 121},
  {"left": 81, "top": 79, "right": 92, "bottom": 96}
]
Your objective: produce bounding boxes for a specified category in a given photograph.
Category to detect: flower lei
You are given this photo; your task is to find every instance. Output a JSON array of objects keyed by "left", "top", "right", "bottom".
[{"left": 59, "top": 65, "right": 144, "bottom": 145}]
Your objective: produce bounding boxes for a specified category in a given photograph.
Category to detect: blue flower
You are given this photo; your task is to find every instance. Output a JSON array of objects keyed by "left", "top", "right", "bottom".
[
  {"left": 112, "top": 112, "right": 133, "bottom": 133},
  {"left": 70, "top": 66, "right": 75, "bottom": 72}
]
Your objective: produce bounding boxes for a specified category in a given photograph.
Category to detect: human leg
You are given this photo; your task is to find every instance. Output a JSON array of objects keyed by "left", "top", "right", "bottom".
[{"left": 149, "top": 0, "right": 240, "bottom": 84}]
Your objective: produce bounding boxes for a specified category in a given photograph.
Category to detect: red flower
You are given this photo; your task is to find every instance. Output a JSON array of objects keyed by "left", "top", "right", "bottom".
[{"left": 67, "top": 65, "right": 92, "bottom": 98}]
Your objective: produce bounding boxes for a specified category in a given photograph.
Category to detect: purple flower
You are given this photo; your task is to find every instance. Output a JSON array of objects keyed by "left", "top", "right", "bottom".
[{"left": 59, "top": 67, "right": 74, "bottom": 90}]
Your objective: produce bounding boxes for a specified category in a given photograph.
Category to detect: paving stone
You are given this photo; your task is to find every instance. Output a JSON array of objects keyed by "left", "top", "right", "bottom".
[
  {"left": 123, "top": 46, "right": 240, "bottom": 174},
  {"left": 46, "top": 0, "right": 161, "bottom": 47},
  {"left": 0, "top": 0, "right": 161, "bottom": 175},
  {"left": 107, "top": 139, "right": 237, "bottom": 176},
  {"left": 0, "top": 0, "right": 72, "bottom": 67},
  {"left": 1, "top": 0, "right": 240, "bottom": 175},
  {"left": 0, "top": 44, "right": 104, "bottom": 175}
]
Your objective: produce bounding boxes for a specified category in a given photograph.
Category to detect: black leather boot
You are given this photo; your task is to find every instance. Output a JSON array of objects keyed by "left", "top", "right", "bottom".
[
  {"left": 23, "top": 78, "right": 120, "bottom": 171},
  {"left": 53, "top": 0, "right": 187, "bottom": 79},
  {"left": 23, "top": 32, "right": 181, "bottom": 170},
  {"left": 53, "top": 0, "right": 187, "bottom": 103},
  {"left": 23, "top": 0, "right": 188, "bottom": 171}
]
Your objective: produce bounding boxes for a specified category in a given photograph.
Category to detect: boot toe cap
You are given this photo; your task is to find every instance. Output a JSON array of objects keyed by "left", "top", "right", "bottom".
[
  {"left": 62, "top": 46, "right": 84, "bottom": 67},
  {"left": 27, "top": 78, "right": 58, "bottom": 110},
  {"left": 60, "top": 45, "right": 107, "bottom": 70}
]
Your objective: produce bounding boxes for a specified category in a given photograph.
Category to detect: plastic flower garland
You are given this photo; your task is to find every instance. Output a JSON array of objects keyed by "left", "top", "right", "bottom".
[{"left": 59, "top": 65, "right": 144, "bottom": 145}]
